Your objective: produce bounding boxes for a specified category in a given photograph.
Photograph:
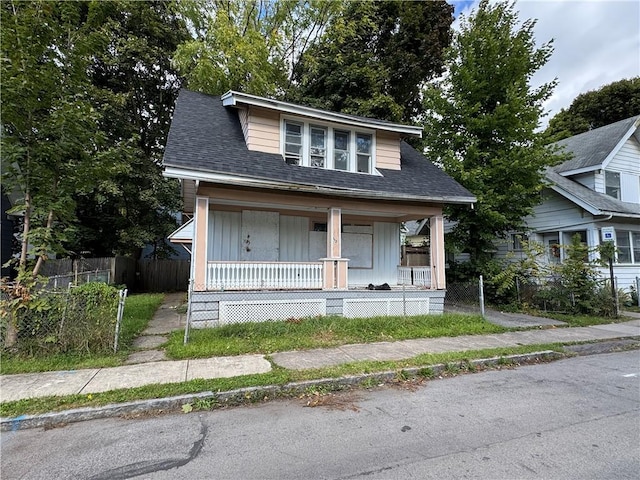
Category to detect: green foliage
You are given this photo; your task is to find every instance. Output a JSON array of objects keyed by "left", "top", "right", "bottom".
[
  {"left": 488, "top": 237, "right": 550, "bottom": 303},
  {"left": 1, "top": 282, "right": 120, "bottom": 356},
  {"left": 289, "top": 0, "right": 453, "bottom": 124},
  {"left": 1, "top": 1, "right": 110, "bottom": 276},
  {"left": 0, "top": 292, "right": 163, "bottom": 373},
  {"left": 173, "top": 0, "right": 338, "bottom": 97},
  {"left": 423, "top": 0, "right": 564, "bottom": 269},
  {"left": 68, "top": 0, "right": 188, "bottom": 258},
  {"left": 1, "top": 1, "right": 188, "bottom": 268},
  {"left": 545, "top": 77, "right": 640, "bottom": 141}
]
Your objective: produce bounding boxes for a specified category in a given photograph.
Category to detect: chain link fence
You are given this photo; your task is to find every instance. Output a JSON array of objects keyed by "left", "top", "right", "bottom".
[
  {"left": 1, "top": 283, "right": 127, "bottom": 356},
  {"left": 444, "top": 278, "right": 484, "bottom": 316}
]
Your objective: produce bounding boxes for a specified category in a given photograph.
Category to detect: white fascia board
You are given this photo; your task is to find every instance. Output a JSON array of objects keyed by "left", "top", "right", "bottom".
[
  {"left": 221, "top": 90, "right": 423, "bottom": 138},
  {"left": 164, "top": 166, "right": 476, "bottom": 205},
  {"left": 601, "top": 121, "right": 639, "bottom": 170},
  {"left": 558, "top": 165, "right": 600, "bottom": 177}
]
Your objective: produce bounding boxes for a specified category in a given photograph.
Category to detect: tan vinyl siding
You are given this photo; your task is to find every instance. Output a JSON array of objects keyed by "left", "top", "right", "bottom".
[
  {"left": 375, "top": 131, "right": 401, "bottom": 170},
  {"left": 238, "top": 107, "right": 249, "bottom": 144},
  {"left": 246, "top": 106, "right": 280, "bottom": 154},
  {"left": 182, "top": 179, "right": 196, "bottom": 214}
]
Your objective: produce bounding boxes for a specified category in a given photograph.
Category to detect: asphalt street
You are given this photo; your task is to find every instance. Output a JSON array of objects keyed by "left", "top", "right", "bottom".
[{"left": 2, "top": 350, "right": 639, "bottom": 479}]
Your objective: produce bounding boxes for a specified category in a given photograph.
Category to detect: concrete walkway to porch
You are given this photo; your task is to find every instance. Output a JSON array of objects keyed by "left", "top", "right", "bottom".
[{"left": 1, "top": 299, "right": 639, "bottom": 403}]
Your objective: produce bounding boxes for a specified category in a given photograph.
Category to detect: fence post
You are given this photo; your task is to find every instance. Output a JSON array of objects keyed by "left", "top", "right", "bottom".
[
  {"left": 113, "top": 288, "right": 128, "bottom": 353},
  {"left": 479, "top": 275, "right": 485, "bottom": 318},
  {"left": 402, "top": 282, "right": 406, "bottom": 316},
  {"left": 613, "top": 277, "right": 620, "bottom": 318},
  {"left": 637, "top": 276, "right": 640, "bottom": 308},
  {"left": 184, "top": 279, "right": 193, "bottom": 345}
]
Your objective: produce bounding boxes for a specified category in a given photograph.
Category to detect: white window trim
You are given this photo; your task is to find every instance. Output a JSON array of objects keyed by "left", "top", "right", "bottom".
[
  {"left": 615, "top": 230, "right": 640, "bottom": 265},
  {"left": 281, "top": 115, "right": 378, "bottom": 175}
]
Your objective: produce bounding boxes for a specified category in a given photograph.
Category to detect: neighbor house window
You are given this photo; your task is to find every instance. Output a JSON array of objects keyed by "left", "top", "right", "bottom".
[
  {"left": 284, "top": 121, "right": 303, "bottom": 165},
  {"left": 605, "top": 170, "right": 620, "bottom": 199},
  {"left": 616, "top": 230, "right": 640, "bottom": 264},
  {"left": 281, "top": 117, "right": 375, "bottom": 174},
  {"left": 510, "top": 233, "right": 528, "bottom": 251}
]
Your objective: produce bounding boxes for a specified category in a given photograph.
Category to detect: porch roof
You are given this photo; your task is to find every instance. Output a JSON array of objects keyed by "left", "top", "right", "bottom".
[{"left": 163, "top": 90, "right": 476, "bottom": 206}]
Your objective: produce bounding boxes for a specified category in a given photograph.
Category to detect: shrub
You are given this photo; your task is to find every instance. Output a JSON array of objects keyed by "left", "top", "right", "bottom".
[{"left": 3, "top": 282, "right": 120, "bottom": 356}]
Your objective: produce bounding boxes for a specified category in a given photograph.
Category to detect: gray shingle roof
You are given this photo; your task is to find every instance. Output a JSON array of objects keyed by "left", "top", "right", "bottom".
[
  {"left": 546, "top": 168, "right": 640, "bottom": 217},
  {"left": 552, "top": 115, "right": 639, "bottom": 173},
  {"left": 163, "top": 90, "right": 475, "bottom": 204}
]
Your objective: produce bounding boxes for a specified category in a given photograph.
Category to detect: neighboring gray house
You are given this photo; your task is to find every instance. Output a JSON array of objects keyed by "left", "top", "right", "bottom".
[{"left": 500, "top": 115, "right": 640, "bottom": 290}]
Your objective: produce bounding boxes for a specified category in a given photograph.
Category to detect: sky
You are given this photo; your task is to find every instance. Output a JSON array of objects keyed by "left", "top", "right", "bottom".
[{"left": 449, "top": 0, "right": 640, "bottom": 127}]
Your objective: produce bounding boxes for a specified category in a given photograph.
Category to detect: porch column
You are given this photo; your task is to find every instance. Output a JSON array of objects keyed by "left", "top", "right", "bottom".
[
  {"left": 430, "top": 214, "right": 446, "bottom": 290},
  {"left": 192, "top": 196, "right": 209, "bottom": 291},
  {"left": 322, "top": 207, "right": 348, "bottom": 290}
]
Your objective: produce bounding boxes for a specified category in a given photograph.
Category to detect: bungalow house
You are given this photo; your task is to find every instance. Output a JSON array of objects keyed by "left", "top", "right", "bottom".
[
  {"left": 501, "top": 115, "right": 640, "bottom": 291},
  {"left": 163, "top": 90, "right": 475, "bottom": 325}
]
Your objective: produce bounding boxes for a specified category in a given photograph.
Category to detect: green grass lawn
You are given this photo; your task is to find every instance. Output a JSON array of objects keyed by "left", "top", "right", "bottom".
[
  {"left": 166, "top": 313, "right": 509, "bottom": 359},
  {"left": 0, "top": 293, "right": 164, "bottom": 375}
]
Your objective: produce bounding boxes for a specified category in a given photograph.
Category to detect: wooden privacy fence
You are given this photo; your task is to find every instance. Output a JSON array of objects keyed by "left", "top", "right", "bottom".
[
  {"left": 137, "top": 259, "right": 190, "bottom": 292},
  {"left": 38, "top": 257, "right": 189, "bottom": 292}
]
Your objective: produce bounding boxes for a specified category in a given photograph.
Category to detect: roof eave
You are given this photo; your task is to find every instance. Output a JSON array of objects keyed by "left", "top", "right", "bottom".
[
  {"left": 164, "top": 166, "right": 476, "bottom": 206},
  {"left": 221, "top": 90, "right": 423, "bottom": 138}
]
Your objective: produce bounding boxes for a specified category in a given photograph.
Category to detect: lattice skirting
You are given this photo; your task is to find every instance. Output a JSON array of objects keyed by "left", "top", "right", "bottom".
[
  {"left": 219, "top": 299, "right": 326, "bottom": 324},
  {"left": 343, "top": 298, "right": 430, "bottom": 318},
  {"left": 189, "top": 290, "right": 445, "bottom": 327}
]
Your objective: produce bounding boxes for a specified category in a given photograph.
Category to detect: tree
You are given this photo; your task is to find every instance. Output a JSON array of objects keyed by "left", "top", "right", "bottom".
[
  {"left": 1, "top": 1, "right": 108, "bottom": 279},
  {"left": 289, "top": 0, "right": 454, "bottom": 124},
  {"left": 544, "top": 77, "right": 640, "bottom": 141},
  {"left": 68, "top": 0, "right": 188, "bottom": 258},
  {"left": 173, "top": 0, "right": 338, "bottom": 97},
  {"left": 423, "top": 0, "right": 563, "bottom": 270}
]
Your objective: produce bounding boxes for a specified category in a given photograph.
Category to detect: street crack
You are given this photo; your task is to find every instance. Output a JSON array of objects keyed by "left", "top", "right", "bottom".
[{"left": 87, "top": 418, "right": 207, "bottom": 480}]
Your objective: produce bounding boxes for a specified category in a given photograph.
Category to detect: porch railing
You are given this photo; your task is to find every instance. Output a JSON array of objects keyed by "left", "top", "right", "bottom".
[
  {"left": 207, "top": 261, "right": 323, "bottom": 291},
  {"left": 397, "top": 266, "right": 432, "bottom": 288}
]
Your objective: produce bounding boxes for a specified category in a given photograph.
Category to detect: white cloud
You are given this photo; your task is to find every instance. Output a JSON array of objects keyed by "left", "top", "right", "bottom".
[{"left": 450, "top": 0, "right": 640, "bottom": 126}]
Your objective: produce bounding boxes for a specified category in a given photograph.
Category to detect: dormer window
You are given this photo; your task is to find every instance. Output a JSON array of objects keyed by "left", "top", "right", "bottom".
[
  {"left": 334, "top": 130, "right": 350, "bottom": 171},
  {"left": 310, "top": 126, "right": 327, "bottom": 167},
  {"left": 282, "top": 118, "right": 376, "bottom": 174},
  {"left": 284, "top": 121, "right": 303, "bottom": 165}
]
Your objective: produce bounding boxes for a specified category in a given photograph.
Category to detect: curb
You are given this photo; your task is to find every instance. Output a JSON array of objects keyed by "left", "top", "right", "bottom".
[{"left": 1, "top": 350, "right": 563, "bottom": 431}]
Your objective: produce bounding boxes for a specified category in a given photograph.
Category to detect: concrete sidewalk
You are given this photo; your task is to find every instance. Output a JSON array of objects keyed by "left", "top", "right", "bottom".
[{"left": 2, "top": 319, "right": 638, "bottom": 403}]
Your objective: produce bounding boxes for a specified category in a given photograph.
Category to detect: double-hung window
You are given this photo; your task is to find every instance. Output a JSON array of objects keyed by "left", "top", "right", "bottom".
[
  {"left": 334, "top": 130, "right": 350, "bottom": 171},
  {"left": 616, "top": 230, "right": 640, "bottom": 264},
  {"left": 605, "top": 170, "right": 621, "bottom": 199},
  {"left": 356, "top": 133, "right": 372, "bottom": 173},
  {"left": 310, "top": 126, "right": 327, "bottom": 168},
  {"left": 282, "top": 118, "right": 375, "bottom": 174},
  {"left": 284, "top": 121, "right": 303, "bottom": 165}
]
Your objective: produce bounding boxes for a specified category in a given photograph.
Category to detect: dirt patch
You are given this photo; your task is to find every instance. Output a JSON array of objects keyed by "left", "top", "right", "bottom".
[{"left": 301, "top": 389, "right": 361, "bottom": 412}]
